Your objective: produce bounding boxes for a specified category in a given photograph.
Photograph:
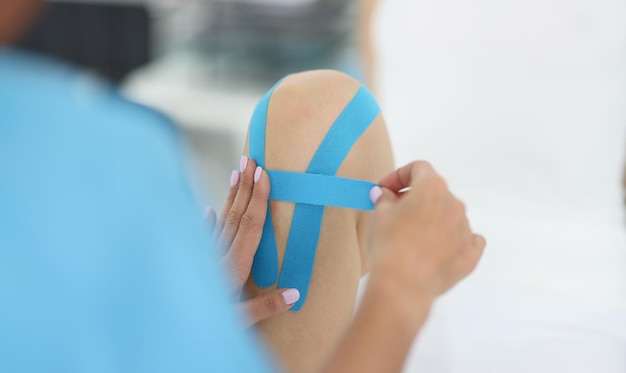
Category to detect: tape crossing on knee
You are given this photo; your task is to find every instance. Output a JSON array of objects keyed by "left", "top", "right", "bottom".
[{"left": 249, "top": 79, "right": 380, "bottom": 311}]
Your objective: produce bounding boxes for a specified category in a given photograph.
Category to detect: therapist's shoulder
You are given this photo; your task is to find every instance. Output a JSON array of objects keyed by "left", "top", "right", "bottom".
[
  {"left": 0, "top": 48, "right": 177, "bottom": 136},
  {"left": 0, "top": 51, "right": 277, "bottom": 373},
  {"left": 0, "top": 49, "right": 185, "bottom": 175}
]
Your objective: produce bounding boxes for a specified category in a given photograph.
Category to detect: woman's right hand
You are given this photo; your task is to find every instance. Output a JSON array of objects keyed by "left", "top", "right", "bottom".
[
  {"left": 368, "top": 161, "right": 486, "bottom": 316},
  {"left": 322, "top": 161, "right": 485, "bottom": 373}
]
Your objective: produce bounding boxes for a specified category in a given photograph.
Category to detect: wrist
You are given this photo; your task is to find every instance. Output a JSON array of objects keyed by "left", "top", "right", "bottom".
[
  {"left": 323, "top": 266, "right": 434, "bottom": 373},
  {"left": 364, "top": 271, "right": 433, "bottom": 335}
]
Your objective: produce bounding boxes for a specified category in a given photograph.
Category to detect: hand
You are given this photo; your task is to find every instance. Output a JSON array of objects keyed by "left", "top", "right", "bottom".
[
  {"left": 367, "top": 161, "right": 486, "bottom": 312},
  {"left": 319, "top": 161, "right": 485, "bottom": 373},
  {"left": 206, "top": 156, "right": 300, "bottom": 327}
]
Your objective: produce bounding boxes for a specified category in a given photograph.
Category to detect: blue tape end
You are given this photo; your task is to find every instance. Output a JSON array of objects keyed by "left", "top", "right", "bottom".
[
  {"left": 251, "top": 261, "right": 277, "bottom": 288},
  {"left": 289, "top": 296, "right": 305, "bottom": 312}
]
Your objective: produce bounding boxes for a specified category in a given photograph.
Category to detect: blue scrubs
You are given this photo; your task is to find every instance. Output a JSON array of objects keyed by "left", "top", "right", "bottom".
[{"left": 0, "top": 49, "right": 274, "bottom": 373}]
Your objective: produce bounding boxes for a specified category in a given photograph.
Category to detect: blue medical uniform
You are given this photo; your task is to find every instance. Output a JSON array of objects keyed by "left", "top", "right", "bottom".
[{"left": 0, "top": 49, "right": 274, "bottom": 373}]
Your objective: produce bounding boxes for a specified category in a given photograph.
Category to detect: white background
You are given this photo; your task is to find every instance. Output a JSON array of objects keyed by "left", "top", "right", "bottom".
[{"left": 373, "top": 0, "right": 626, "bottom": 371}]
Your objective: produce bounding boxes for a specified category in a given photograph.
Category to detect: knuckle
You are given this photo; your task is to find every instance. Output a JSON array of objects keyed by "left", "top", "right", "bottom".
[
  {"left": 249, "top": 187, "right": 269, "bottom": 205},
  {"left": 263, "top": 294, "right": 280, "bottom": 313},
  {"left": 238, "top": 213, "right": 260, "bottom": 231},
  {"left": 225, "top": 210, "right": 242, "bottom": 227},
  {"left": 424, "top": 178, "right": 447, "bottom": 198},
  {"left": 415, "top": 160, "right": 433, "bottom": 171},
  {"left": 415, "top": 161, "right": 436, "bottom": 180},
  {"left": 239, "top": 172, "right": 254, "bottom": 189},
  {"left": 472, "top": 234, "right": 487, "bottom": 252},
  {"left": 463, "top": 249, "right": 481, "bottom": 272},
  {"left": 477, "top": 236, "right": 487, "bottom": 250},
  {"left": 464, "top": 238, "right": 482, "bottom": 259},
  {"left": 428, "top": 174, "right": 446, "bottom": 191}
]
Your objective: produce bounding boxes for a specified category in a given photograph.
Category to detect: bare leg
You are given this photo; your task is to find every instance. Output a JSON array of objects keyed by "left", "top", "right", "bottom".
[{"left": 243, "top": 70, "right": 394, "bottom": 373}]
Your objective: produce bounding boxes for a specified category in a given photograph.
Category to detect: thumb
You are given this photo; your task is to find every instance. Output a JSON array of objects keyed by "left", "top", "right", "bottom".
[
  {"left": 240, "top": 288, "right": 300, "bottom": 327},
  {"left": 370, "top": 186, "right": 398, "bottom": 206}
]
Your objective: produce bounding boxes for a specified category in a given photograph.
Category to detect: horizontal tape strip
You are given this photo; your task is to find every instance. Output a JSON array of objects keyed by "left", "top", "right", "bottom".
[{"left": 267, "top": 170, "right": 376, "bottom": 211}]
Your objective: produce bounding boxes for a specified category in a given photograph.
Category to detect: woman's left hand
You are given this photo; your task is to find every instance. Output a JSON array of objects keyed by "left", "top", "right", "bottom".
[{"left": 206, "top": 156, "right": 300, "bottom": 327}]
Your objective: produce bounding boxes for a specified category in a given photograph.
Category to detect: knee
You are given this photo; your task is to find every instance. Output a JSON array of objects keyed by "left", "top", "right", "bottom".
[
  {"left": 246, "top": 69, "right": 395, "bottom": 275},
  {"left": 261, "top": 70, "right": 381, "bottom": 173},
  {"left": 276, "top": 69, "right": 362, "bottom": 109},
  {"left": 268, "top": 70, "right": 362, "bottom": 138}
]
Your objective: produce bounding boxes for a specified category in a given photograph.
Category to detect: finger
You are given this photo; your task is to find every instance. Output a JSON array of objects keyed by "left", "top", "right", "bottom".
[
  {"left": 369, "top": 185, "right": 398, "bottom": 205},
  {"left": 443, "top": 233, "right": 486, "bottom": 292},
  {"left": 215, "top": 170, "right": 240, "bottom": 236},
  {"left": 453, "top": 199, "right": 472, "bottom": 244},
  {"left": 378, "top": 161, "right": 435, "bottom": 193},
  {"left": 240, "top": 288, "right": 300, "bottom": 327},
  {"left": 460, "top": 234, "right": 486, "bottom": 277},
  {"left": 204, "top": 206, "right": 217, "bottom": 232},
  {"left": 203, "top": 206, "right": 222, "bottom": 254},
  {"left": 226, "top": 167, "right": 270, "bottom": 286},
  {"left": 472, "top": 233, "right": 487, "bottom": 252},
  {"left": 218, "top": 156, "right": 257, "bottom": 252}
]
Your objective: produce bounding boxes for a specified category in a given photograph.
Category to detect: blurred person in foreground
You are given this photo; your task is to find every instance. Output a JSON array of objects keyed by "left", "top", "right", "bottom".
[{"left": 0, "top": 1, "right": 485, "bottom": 372}]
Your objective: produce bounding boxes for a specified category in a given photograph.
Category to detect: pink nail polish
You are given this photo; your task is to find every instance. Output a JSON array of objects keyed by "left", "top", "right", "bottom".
[
  {"left": 240, "top": 155, "right": 248, "bottom": 172},
  {"left": 282, "top": 288, "right": 300, "bottom": 305},
  {"left": 370, "top": 186, "right": 383, "bottom": 204},
  {"left": 230, "top": 170, "right": 240, "bottom": 187},
  {"left": 254, "top": 166, "right": 262, "bottom": 183}
]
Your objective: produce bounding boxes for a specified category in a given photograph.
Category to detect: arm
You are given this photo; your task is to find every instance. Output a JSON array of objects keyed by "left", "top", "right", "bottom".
[
  {"left": 323, "top": 278, "right": 431, "bottom": 373},
  {"left": 221, "top": 159, "right": 484, "bottom": 372},
  {"left": 221, "top": 71, "right": 481, "bottom": 372},
  {"left": 324, "top": 161, "right": 486, "bottom": 373},
  {"left": 208, "top": 157, "right": 299, "bottom": 327},
  {"left": 357, "top": 0, "right": 379, "bottom": 92}
]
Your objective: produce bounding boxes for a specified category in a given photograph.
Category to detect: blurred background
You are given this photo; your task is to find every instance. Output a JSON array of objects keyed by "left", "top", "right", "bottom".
[
  {"left": 19, "top": 0, "right": 374, "bottom": 207},
  {"left": 18, "top": 0, "right": 626, "bottom": 371}
]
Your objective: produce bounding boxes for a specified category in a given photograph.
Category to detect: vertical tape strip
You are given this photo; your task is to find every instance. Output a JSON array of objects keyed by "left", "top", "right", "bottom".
[
  {"left": 277, "top": 86, "right": 380, "bottom": 311},
  {"left": 249, "top": 81, "right": 282, "bottom": 287}
]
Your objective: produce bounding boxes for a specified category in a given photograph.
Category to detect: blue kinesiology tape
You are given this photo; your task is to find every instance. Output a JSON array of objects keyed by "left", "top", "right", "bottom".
[
  {"left": 267, "top": 171, "right": 376, "bottom": 210},
  {"left": 249, "top": 82, "right": 381, "bottom": 311}
]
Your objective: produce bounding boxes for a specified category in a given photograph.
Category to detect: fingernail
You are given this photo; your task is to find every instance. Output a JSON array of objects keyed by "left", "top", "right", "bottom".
[
  {"left": 282, "top": 288, "right": 300, "bottom": 305},
  {"left": 254, "top": 166, "right": 262, "bottom": 183},
  {"left": 240, "top": 155, "right": 248, "bottom": 172},
  {"left": 370, "top": 186, "right": 383, "bottom": 204},
  {"left": 203, "top": 206, "right": 215, "bottom": 219},
  {"left": 230, "top": 170, "right": 240, "bottom": 187}
]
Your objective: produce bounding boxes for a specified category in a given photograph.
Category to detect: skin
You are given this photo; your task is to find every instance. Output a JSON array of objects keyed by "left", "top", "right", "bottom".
[
  {"left": 240, "top": 70, "right": 394, "bottom": 373},
  {"left": 3, "top": 3, "right": 487, "bottom": 371},
  {"left": 0, "top": 0, "right": 43, "bottom": 45},
  {"left": 223, "top": 158, "right": 485, "bottom": 373},
  {"left": 357, "top": 0, "right": 380, "bottom": 93},
  {"left": 324, "top": 160, "right": 486, "bottom": 372},
  {"left": 208, "top": 158, "right": 300, "bottom": 326}
]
